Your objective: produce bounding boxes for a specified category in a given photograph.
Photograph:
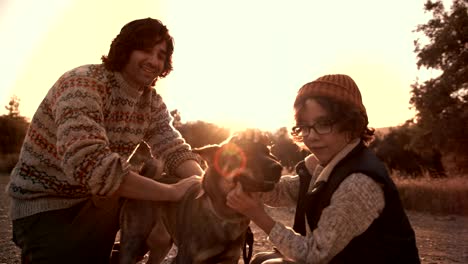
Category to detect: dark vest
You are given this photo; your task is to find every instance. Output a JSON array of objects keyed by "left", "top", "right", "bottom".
[{"left": 293, "top": 142, "right": 420, "bottom": 263}]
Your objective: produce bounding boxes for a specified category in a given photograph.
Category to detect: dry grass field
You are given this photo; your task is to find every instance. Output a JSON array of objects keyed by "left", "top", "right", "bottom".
[{"left": 395, "top": 176, "right": 468, "bottom": 216}]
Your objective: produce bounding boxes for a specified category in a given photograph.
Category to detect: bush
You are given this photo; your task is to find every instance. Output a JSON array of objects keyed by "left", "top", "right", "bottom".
[
  {"left": 0, "top": 153, "right": 19, "bottom": 174},
  {"left": 0, "top": 115, "right": 29, "bottom": 155}
]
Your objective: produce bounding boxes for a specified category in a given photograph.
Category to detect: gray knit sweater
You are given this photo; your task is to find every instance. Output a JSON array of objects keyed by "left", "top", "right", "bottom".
[{"left": 7, "top": 64, "right": 199, "bottom": 220}]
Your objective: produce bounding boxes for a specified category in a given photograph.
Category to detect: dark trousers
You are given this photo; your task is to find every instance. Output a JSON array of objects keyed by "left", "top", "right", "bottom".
[{"left": 12, "top": 197, "right": 121, "bottom": 264}]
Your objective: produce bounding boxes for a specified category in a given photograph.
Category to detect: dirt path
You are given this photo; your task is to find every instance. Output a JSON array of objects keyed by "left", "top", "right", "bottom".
[{"left": 1, "top": 174, "right": 467, "bottom": 263}]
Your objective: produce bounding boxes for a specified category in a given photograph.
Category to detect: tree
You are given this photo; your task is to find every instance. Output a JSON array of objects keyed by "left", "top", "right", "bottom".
[
  {"left": 170, "top": 109, "right": 182, "bottom": 128},
  {"left": 0, "top": 96, "right": 29, "bottom": 155},
  {"left": 411, "top": 0, "right": 468, "bottom": 170},
  {"left": 5, "top": 95, "right": 21, "bottom": 117},
  {"left": 0, "top": 96, "right": 30, "bottom": 172},
  {"left": 370, "top": 123, "right": 446, "bottom": 178},
  {"left": 170, "top": 109, "right": 230, "bottom": 148},
  {"left": 177, "top": 120, "right": 230, "bottom": 148},
  {"left": 270, "top": 127, "right": 308, "bottom": 171}
]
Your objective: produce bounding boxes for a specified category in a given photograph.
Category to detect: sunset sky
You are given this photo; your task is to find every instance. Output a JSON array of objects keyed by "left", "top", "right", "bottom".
[{"left": 0, "top": 0, "right": 442, "bottom": 132}]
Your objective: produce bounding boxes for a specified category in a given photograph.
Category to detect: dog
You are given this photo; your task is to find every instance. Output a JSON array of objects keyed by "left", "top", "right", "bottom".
[{"left": 117, "top": 131, "right": 283, "bottom": 264}]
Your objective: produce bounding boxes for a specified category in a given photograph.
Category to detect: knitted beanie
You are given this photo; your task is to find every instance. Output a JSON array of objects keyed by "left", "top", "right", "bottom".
[{"left": 294, "top": 74, "right": 367, "bottom": 114}]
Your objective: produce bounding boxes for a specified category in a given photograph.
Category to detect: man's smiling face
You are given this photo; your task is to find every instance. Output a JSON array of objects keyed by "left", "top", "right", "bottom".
[{"left": 121, "top": 41, "right": 168, "bottom": 89}]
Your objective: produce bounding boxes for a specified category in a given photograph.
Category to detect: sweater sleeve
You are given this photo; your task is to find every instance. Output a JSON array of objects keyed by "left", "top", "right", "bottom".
[
  {"left": 260, "top": 154, "right": 318, "bottom": 207},
  {"left": 144, "top": 92, "right": 200, "bottom": 176},
  {"left": 53, "top": 75, "right": 128, "bottom": 196},
  {"left": 260, "top": 174, "right": 300, "bottom": 207},
  {"left": 268, "top": 173, "right": 385, "bottom": 263}
]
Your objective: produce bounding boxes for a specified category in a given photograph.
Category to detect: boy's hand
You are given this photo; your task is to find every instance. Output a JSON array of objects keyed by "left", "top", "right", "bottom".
[{"left": 226, "top": 183, "right": 263, "bottom": 219}]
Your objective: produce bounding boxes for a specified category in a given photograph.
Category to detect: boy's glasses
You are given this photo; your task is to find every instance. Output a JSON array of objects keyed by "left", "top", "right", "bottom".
[{"left": 291, "top": 120, "right": 335, "bottom": 137}]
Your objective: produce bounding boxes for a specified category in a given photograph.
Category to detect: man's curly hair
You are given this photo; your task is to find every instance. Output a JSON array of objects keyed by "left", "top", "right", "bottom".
[{"left": 101, "top": 18, "right": 174, "bottom": 79}]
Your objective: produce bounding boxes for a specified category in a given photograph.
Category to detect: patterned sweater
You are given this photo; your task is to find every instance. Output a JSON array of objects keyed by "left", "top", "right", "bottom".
[
  {"left": 261, "top": 139, "right": 385, "bottom": 263},
  {"left": 7, "top": 64, "right": 199, "bottom": 220}
]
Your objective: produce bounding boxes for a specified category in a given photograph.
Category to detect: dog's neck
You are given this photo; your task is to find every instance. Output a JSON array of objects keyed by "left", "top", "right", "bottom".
[{"left": 201, "top": 170, "right": 248, "bottom": 223}]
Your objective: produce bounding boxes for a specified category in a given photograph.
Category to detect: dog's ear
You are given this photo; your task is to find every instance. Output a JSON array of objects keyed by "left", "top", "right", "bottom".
[{"left": 192, "top": 145, "right": 220, "bottom": 164}]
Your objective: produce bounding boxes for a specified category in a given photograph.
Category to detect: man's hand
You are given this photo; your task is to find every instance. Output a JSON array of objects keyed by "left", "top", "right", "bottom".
[{"left": 171, "top": 175, "right": 202, "bottom": 201}]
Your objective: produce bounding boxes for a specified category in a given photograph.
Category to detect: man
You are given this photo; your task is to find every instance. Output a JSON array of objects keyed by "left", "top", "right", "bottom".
[{"left": 7, "top": 18, "right": 203, "bottom": 263}]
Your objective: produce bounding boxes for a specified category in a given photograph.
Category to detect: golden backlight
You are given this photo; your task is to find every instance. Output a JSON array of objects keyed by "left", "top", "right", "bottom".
[{"left": 1, "top": 0, "right": 440, "bottom": 132}]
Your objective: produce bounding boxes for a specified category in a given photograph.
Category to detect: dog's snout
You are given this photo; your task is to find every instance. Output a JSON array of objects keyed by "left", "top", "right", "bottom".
[{"left": 268, "top": 162, "right": 283, "bottom": 181}]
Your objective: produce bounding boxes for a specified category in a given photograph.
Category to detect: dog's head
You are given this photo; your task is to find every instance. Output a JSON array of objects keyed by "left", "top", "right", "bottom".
[{"left": 193, "top": 129, "right": 282, "bottom": 194}]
